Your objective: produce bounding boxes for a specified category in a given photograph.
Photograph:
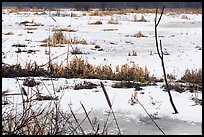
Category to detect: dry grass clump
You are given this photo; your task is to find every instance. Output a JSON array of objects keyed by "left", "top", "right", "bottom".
[
  {"left": 94, "top": 45, "right": 101, "bottom": 48},
  {"left": 19, "top": 20, "right": 31, "bottom": 25},
  {"left": 195, "top": 45, "right": 202, "bottom": 50},
  {"left": 128, "top": 51, "right": 137, "bottom": 56},
  {"left": 113, "top": 64, "right": 155, "bottom": 83},
  {"left": 88, "top": 20, "right": 103, "bottom": 25},
  {"left": 167, "top": 73, "right": 176, "bottom": 81},
  {"left": 2, "top": 62, "right": 47, "bottom": 78},
  {"left": 42, "top": 30, "right": 88, "bottom": 46},
  {"left": 126, "top": 31, "right": 146, "bottom": 38},
  {"left": 88, "top": 10, "right": 125, "bottom": 16},
  {"left": 52, "top": 27, "right": 77, "bottom": 32},
  {"left": 103, "top": 28, "right": 118, "bottom": 31},
  {"left": 45, "top": 30, "right": 68, "bottom": 45},
  {"left": 162, "top": 83, "right": 185, "bottom": 93},
  {"left": 90, "top": 42, "right": 103, "bottom": 51},
  {"left": 2, "top": 58, "right": 155, "bottom": 83},
  {"left": 180, "top": 15, "right": 189, "bottom": 19},
  {"left": 88, "top": 8, "right": 139, "bottom": 16},
  {"left": 15, "top": 49, "right": 39, "bottom": 54},
  {"left": 137, "top": 15, "right": 147, "bottom": 22},
  {"left": 3, "top": 32, "right": 14, "bottom": 35},
  {"left": 162, "top": 68, "right": 202, "bottom": 93},
  {"left": 69, "top": 38, "right": 88, "bottom": 45},
  {"left": 19, "top": 20, "right": 43, "bottom": 26},
  {"left": 181, "top": 68, "right": 202, "bottom": 85},
  {"left": 5, "top": 6, "right": 47, "bottom": 13},
  {"left": 12, "top": 44, "right": 27, "bottom": 47},
  {"left": 24, "top": 27, "right": 37, "bottom": 30},
  {"left": 111, "top": 81, "right": 143, "bottom": 90},
  {"left": 134, "top": 31, "right": 146, "bottom": 38}
]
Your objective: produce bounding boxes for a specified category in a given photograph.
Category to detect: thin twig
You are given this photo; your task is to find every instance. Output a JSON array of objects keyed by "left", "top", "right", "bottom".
[
  {"left": 69, "top": 105, "right": 85, "bottom": 135},
  {"left": 80, "top": 102, "right": 95, "bottom": 132},
  {"left": 136, "top": 99, "right": 165, "bottom": 135}
]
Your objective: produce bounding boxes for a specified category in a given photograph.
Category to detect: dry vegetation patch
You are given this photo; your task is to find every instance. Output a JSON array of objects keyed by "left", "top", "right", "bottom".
[
  {"left": 42, "top": 30, "right": 88, "bottom": 46},
  {"left": 2, "top": 57, "right": 156, "bottom": 84},
  {"left": 181, "top": 68, "right": 202, "bottom": 86},
  {"left": 3, "top": 32, "right": 14, "bottom": 35},
  {"left": 103, "top": 28, "right": 118, "bottom": 31},
  {"left": 52, "top": 27, "right": 77, "bottom": 32}
]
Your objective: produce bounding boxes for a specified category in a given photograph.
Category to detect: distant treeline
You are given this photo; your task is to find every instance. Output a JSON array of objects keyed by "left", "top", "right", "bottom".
[{"left": 2, "top": 2, "right": 202, "bottom": 9}]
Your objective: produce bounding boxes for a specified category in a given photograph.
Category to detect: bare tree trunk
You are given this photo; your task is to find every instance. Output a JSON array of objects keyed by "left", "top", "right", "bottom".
[{"left": 154, "top": 7, "right": 178, "bottom": 114}]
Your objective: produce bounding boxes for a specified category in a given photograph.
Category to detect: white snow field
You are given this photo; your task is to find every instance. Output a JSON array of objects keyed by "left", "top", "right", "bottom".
[{"left": 2, "top": 8, "right": 202, "bottom": 135}]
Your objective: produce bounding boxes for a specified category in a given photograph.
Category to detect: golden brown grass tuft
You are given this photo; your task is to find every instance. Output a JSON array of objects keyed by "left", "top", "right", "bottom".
[
  {"left": 3, "top": 57, "right": 155, "bottom": 83},
  {"left": 42, "top": 30, "right": 88, "bottom": 47},
  {"left": 134, "top": 31, "right": 146, "bottom": 38},
  {"left": 181, "top": 68, "right": 202, "bottom": 85}
]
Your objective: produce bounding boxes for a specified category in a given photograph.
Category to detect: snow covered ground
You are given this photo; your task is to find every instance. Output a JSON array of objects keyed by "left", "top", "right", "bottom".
[{"left": 2, "top": 8, "right": 202, "bottom": 135}]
